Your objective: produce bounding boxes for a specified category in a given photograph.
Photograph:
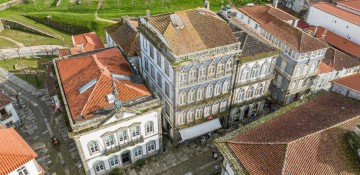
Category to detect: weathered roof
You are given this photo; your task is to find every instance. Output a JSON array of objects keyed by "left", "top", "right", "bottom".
[
  {"left": 322, "top": 47, "right": 360, "bottom": 71},
  {"left": 337, "top": 0, "right": 360, "bottom": 12},
  {"left": 312, "top": 2, "right": 360, "bottom": 26},
  {"left": 216, "top": 92, "right": 360, "bottom": 174},
  {"left": 105, "top": 18, "right": 140, "bottom": 57},
  {"left": 147, "top": 8, "right": 238, "bottom": 55},
  {"left": 331, "top": 73, "right": 360, "bottom": 92},
  {"left": 317, "top": 61, "right": 333, "bottom": 74},
  {"left": 56, "top": 48, "right": 151, "bottom": 120},
  {"left": 0, "top": 93, "right": 11, "bottom": 108},
  {"left": 0, "top": 128, "right": 38, "bottom": 174},
  {"left": 72, "top": 32, "right": 105, "bottom": 53},
  {"left": 238, "top": 5, "right": 328, "bottom": 53}
]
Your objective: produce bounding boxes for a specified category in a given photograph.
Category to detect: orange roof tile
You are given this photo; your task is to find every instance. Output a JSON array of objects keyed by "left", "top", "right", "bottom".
[
  {"left": 317, "top": 61, "right": 333, "bottom": 74},
  {"left": 0, "top": 128, "right": 38, "bottom": 175},
  {"left": 71, "top": 32, "right": 105, "bottom": 53},
  {"left": 322, "top": 47, "right": 360, "bottom": 71},
  {"left": 0, "top": 93, "right": 11, "bottom": 107},
  {"left": 331, "top": 72, "right": 360, "bottom": 92},
  {"left": 337, "top": 0, "right": 360, "bottom": 12},
  {"left": 56, "top": 48, "right": 151, "bottom": 120},
  {"left": 312, "top": 2, "right": 360, "bottom": 26}
]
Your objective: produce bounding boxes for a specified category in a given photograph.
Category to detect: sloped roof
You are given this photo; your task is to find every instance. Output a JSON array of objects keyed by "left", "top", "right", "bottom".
[
  {"left": 312, "top": 2, "right": 360, "bottom": 26},
  {"left": 147, "top": 8, "right": 238, "bottom": 56},
  {"left": 238, "top": 5, "right": 328, "bottom": 53},
  {"left": 0, "top": 128, "right": 38, "bottom": 175},
  {"left": 322, "top": 47, "right": 360, "bottom": 71},
  {"left": 337, "top": 0, "right": 360, "bottom": 12},
  {"left": 105, "top": 18, "right": 140, "bottom": 57},
  {"left": 56, "top": 48, "right": 151, "bottom": 120},
  {"left": 317, "top": 61, "right": 333, "bottom": 74},
  {"left": 0, "top": 93, "right": 11, "bottom": 108},
  {"left": 331, "top": 73, "right": 360, "bottom": 92},
  {"left": 72, "top": 32, "right": 105, "bottom": 53},
  {"left": 216, "top": 92, "right": 360, "bottom": 174}
]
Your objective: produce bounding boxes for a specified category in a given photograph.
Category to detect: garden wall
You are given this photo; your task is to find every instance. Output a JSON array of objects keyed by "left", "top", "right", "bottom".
[{"left": 0, "top": 18, "right": 57, "bottom": 38}]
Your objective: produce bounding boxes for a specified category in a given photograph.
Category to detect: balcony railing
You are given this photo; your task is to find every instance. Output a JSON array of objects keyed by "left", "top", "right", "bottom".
[
  {"left": 0, "top": 111, "right": 12, "bottom": 121},
  {"left": 236, "top": 74, "right": 275, "bottom": 87},
  {"left": 104, "top": 136, "right": 144, "bottom": 156}
]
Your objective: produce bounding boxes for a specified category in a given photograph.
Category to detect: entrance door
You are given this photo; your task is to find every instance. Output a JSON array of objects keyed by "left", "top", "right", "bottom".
[
  {"left": 294, "top": 93, "right": 300, "bottom": 102},
  {"left": 121, "top": 151, "right": 131, "bottom": 165},
  {"left": 244, "top": 106, "right": 250, "bottom": 118}
]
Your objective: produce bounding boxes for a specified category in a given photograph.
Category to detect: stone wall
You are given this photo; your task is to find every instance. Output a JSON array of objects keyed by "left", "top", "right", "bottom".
[
  {"left": 0, "top": 18, "right": 57, "bottom": 38},
  {"left": 0, "top": 0, "right": 22, "bottom": 11}
]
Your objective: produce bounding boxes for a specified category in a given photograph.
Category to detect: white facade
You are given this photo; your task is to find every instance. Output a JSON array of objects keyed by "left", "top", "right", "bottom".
[
  {"left": 8, "top": 159, "right": 43, "bottom": 175},
  {"left": 0, "top": 102, "right": 20, "bottom": 128},
  {"left": 306, "top": 6, "right": 360, "bottom": 45},
  {"left": 76, "top": 111, "right": 160, "bottom": 175}
]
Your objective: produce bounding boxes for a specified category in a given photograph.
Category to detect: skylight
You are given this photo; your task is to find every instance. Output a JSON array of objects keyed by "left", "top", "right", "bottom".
[{"left": 78, "top": 79, "right": 97, "bottom": 94}]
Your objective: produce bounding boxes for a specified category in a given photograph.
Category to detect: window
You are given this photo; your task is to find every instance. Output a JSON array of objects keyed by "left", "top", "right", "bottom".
[
  {"left": 256, "top": 84, "right": 263, "bottom": 95},
  {"left": 217, "top": 61, "right": 225, "bottom": 77},
  {"left": 206, "top": 84, "right": 214, "bottom": 98},
  {"left": 255, "top": 23, "right": 258, "bottom": 30},
  {"left": 208, "top": 63, "right": 216, "bottom": 78},
  {"left": 145, "top": 121, "right": 154, "bottom": 134},
  {"left": 134, "top": 146, "right": 142, "bottom": 157},
  {"left": 178, "top": 112, "right": 185, "bottom": 124},
  {"left": 247, "top": 18, "right": 251, "bottom": 24},
  {"left": 247, "top": 86, "right": 254, "bottom": 98},
  {"left": 281, "top": 60, "right": 286, "bottom": 70},
  {"left": 180, "top": 70, "right": 187, "bottom": 86},
  {"left": 251, "top": 64, "right": 259, "bottom": 78},
  {"left": 88, "top": 141, "right": 99, "bottom": 154},
  {"left": 222, "top": 79, "right": 230, "bottom": 93},
  {"left": 188, "top": 89, "right": 196, "bottom": 103},
  {"left": 150, "top": 65, "right": 155, "bottom": 79},
  {"left": 237, "top": 89, "right": 245, "bottom": 101},
  {"left": 131, "top": 126, "right": 140, "bottom": 137},
  {"left": 164, "top": 59, "right": 170, "bottom": 76},
  {"left": 5, "top": 121, "right": 14, "bottom": 128},
  {"left": 142, "top": 37, "right": 147, "bottom": 51},
  {"left": 276, "top": 75, "right": 282, "bottom": 84},
  {"left": 241, "top": 66, "right": 250, "bottom": 80},
  {"left": 144, "top": 59, "right": 149, "bottom": 71},
  {"left": 195, "top": 107, "right": 203, "bottom": 119},
  {"left": 17, "top": 166, "right": 29, "bottom": 175},
  {"left": 157, "top": 51, "right": 161, "bottom": 67},
  {"left": 147, "top": 140, "right": 156, "bottom": 152},
  {"left": 187, "top": 109, "right": 194, "bottom": 122},
  {"left": 214, "top": 82, "right": 222, "bottom": 96},
  {"left": 204, "top": 104, "right": 211, "bottom": 117},
  {"left": 150, "top": 44, "right": 154, "bottom": 58},
  {"left": 212, "top": 102, "right": 219, "bottom": 115},
  {"left": 94, "top": 161, "right": 105, "bottom": 173},
  {"left": 109, "top": 156, "right": 119, "bottom": 167},
  {"left": 199, "top": 65, "right": 206, "bottom": 81},
  {"left": 157, "top": 72, "right": 162, "bottom": 88},
  {"left": 226, "top": 59, "right": 233, "bottom": 73},
  {"left": 220, "top": 100, "right": 227, "bottom": 112},
  {"left": 165, "top": 102, "right": 171, "bottom": 116},
  {"left": 165, "top": 82, "right": 170, "bottom": 97},
  {"left": 197, "top": 86, "right": 205, "bottom": 100},
  {"left": 179, "top": 91, "right": 186, "bottom": 105},
  {"left": 240, "top": 13, "right": 244, "bottom": 19},
  {"left": 260, "top": 61, "right": 269, "bottom": 76},
  {"left": 104, "top": 135, "right": 115, "bottom": 147},
  {"left": 309, "top": 63, "right": 316, "bottom": 73},
  {"left": 118, "top": 130, "right": 128, "bottom": 142},
  {"left": 188, "top": 68, "right": 197, "bottom": 83}
]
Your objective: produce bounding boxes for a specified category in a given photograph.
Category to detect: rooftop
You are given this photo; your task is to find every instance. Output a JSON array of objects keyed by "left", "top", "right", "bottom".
[
  {"left": 56, "top": 47, "right": 151, "bottom": 120},
  {"left": 238, "top": 5, "right": 328, "bottom": 53},
  {"left": 146, "top": 8, "right": 238, "bottom": 56},
  {"left": 71, "top": 32, "right": 105, "bottom": 53},
  {"left": 0, "top": 128, "right": 39, "bottom": 174},
  {"left": 331, "top": 73, "right": 360, "bottom": 92},
  {"left": 312, "top": 2, "right": 360, "bottom": 26},
  {"left": 216, "top": 92, "right": 360, "bottom": 174},
  {"left": 322, "top": 47, "right": 360, "bottom": 71},
  {"left": 337, "top": 0, "right": 360, "bottom": 12},
  {"left": 0, "top": 93, "right": 11, "bottom": 108}
]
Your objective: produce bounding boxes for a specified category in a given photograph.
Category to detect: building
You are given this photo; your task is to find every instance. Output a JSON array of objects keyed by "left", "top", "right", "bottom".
[
  {"left": 331, "top": 72, "right": 360, "bottom": 100},
  {"left": 312, "top": 47, "right": 360, "bottom": 92},
  {"left": 306, "top": 2, "right": 360, "bottom": 45},
  {"left": 138, "top": 8, "right": 242, "bottom": 143},
  {"left": 54, "top": 47, "right": 162, "bottom": 175},
  {"left": 0, "top": 128, "right": 45, "bottom": 175},
  {"left": 215, "top": 92, "right": 360, "bottom": 175},
  {"left": 58, "top": 32, "right": 105, "bottom": 57},
  {"left": 236, "top": 5, "right": 329, "bottom": 104},
  {"left": 336, "top": 0, "right": 360, "bottom": 15},
  {"left": 0, "top": 93, "right": 20, "bottom": 128}
]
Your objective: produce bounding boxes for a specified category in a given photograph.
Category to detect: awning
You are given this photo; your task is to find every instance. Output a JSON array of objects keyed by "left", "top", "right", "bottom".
[{"left": 179, "top": 118, "right": 222, "bottom": 141}]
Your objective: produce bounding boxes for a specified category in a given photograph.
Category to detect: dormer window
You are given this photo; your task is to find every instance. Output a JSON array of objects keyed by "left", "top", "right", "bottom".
[{"left": 103, "top": 135, "right": 115, "bottom": 147}]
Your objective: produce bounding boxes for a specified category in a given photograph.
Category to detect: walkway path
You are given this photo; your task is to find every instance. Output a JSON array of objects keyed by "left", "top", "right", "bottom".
[
  {"left": 95, "top": 0, "right": 117, "bottom": 23},
  {"left": 0, "top": 36, "right": 24, "bottom": 47},
  {"left": 0, "top": 45, "right": 64, "bottom": 58}
]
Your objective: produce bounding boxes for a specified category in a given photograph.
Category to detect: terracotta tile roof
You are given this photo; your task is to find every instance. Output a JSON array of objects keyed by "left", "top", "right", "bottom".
[
  {"left": 309, "top": 26, "right": 360, "bottom": 58},
  {"left": 71, "top": 32, "right": 105, "bottom": 53},
  {"left": 317, "top": 61, "right": 333, "bottom": 74},
  {"left": 0, "top": 93, "right": 11, "bottom": 107},
  {"left": 58, "top": 49, "right": 71, "bottom": 57},
  {"left": 0, "top": 128, "right": 38, "bottom": 175},
  {"left": 216, "top": 92, "right": 360, "bottom": 174},
  {"left": 331, "top": 72, "right": 360, "bottom": 92},
  {"left": 56, "top": 48, "right": 151, "bottom": 120},
  {"left": 322, "top": 47, "right": 360, "bottom": 71},
  {"left": 148, "top": 8, "right": 238, "bottom": 55},
  {"left": 312, "top": 2, "right": 360, "bottom": 26},
  {"left": 337, "top": 0, "right": 360, "bottom": 12},
  {"left": 105, "top": 18, "right": 140, "bottom": 57},
  {"left": 238, "top": 5, "right": 328, "bottom": 53}
]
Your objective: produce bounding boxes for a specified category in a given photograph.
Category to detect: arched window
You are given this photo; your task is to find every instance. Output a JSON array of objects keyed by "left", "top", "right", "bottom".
[
  {"left": 109, "top": 156, "right": 119, "bottom": 167},
  {"left": 93, "top": 161, "right": 105, "bottom": 173},
  {"left": 133, "top": 146, "right": 142, "bottom": 157},
  {"left": 188, "top": 67, "right": 197, "bottom": 83},
  {"left": 187, "top": 109, "right": 194, "bottom": 122},
  {"left": 212, "top": 102, "right": 219, "bottom": 115},
  {"left": 178, "top": 112, "right": 185, "bottom": 124},
  {"left": 251, "top": 64, "right": 260, "bottom": 78},
  {"left": 214, "top": 82, "right": 222, "bottom": 96},
  {"left": 146, "top": 140, "right": 156, "bottom": 152},
  {"left": 195, "top": 106, "right": 204, "bottom": 119},
  {"left": 241, "top": 66, "right": 250, "bottom": 80},
  {"left": 247, "top": 86, "right": 254, "bottom": 98},
  {"left": 118, "top": 130, "right": 128, "bottom": 143},
  {"left": 217, "top": 61, "right": 225, "bottom": 77},
  {"left": 145, "top": 121, "right": 154, "bottom": 134},
  {"left": 188, "top": 89, "right": 196, "bottom": 103},
  {"left": 226, "top": 59, "right": 233, "bottom": 73},
  {"left": 88, "top": 141, "right": 99, "bottom": 154},
  {"left": 208, "top": 63, "right": 216, "bottom": 78},
  {"left": 220, "top": 100, "right": 228, "bottom": 112},
  {"left": 204, "top": 104, "right": 211, "bottom": 117},
  {"left": 199, "top": 65, "right": 207, "bottom": 81},
  {"left": 180, "top": 70, "right": 187, "bottom": 86},
  {"left": 237, "top": 89, "right": 245, "bottom": 101},
  {"left": 222, "top": 79, "right": 230, "bottom": 93},
  {"left": 103, "top": 134, "right": 115, "bottom": 147},
  {"left": 260, "top": 61, "right": 270, "bottom": 76},
  {"left": 206, "top": 84, "right": 214, "bottom": 98},
  {"left": 179, "top": 91, "right": 186, "bottom": 105},
  {"left": 197, "top": 86, "right": 205, "bottom": 100},
  {"left": 256, "top": 84, "right": 264, "bottom": 95}
]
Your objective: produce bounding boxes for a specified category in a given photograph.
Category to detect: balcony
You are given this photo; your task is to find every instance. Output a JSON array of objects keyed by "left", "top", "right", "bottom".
[
  {"left": 0, "top": 111, "right": 12, "bottom": 121},
  {"left": 104, "top": 136, "right": 144, "bottom": 156},
  {"left": 236, "top": 74, "right": 275, "bottom": 88}
]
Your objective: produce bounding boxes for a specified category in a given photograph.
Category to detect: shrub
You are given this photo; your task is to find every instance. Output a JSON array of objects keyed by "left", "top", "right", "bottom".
[
  {"left": 109, "top": 168, "right": 123, "bottom": 175},
  {"left": 135, "top": 159, "right": 146, "bottom": 168}
]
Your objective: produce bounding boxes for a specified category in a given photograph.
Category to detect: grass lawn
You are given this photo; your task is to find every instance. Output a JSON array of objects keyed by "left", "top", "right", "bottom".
[
  {"left": 15, "top": 73, "right": 45, "bottom": 88},
  {"left": 0, "top": 29, "right": 69, "bottom": 46},
  {"left": 0, "top": 37, "right": 17, "bottom": 48},
  {"left": 0, "top": 56, "right": 54, "bottom": 72}
]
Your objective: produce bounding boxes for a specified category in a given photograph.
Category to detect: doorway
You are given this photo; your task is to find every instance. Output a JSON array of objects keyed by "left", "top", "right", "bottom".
[
  {"left": 121, "top": 151, "right": 131, "bottom": 165},
  {"left": 244, "top": 106, "right": 250, "bottom": 118}
]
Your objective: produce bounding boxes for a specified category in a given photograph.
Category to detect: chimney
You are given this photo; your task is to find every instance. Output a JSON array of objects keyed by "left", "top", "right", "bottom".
[
  {"left": 204, "top": 0, "right": 210, "bottom": 10},
  {"left": 146, "top": 10, "right": 151, "bottom": 20},
  {"left": 273, "top": 0, "right": 278, "bottom": 8},
  {"left": 292, "top": 19, "right": 299, "bottom": 27}
]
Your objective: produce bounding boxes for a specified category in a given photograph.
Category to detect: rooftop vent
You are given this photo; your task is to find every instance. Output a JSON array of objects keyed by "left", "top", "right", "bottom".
[
  {"left": 170, "top": 14, "right": 184, "bottom": 29},
  {"left": 112, "top": 74, "right": 131, "bottom": 81},
  {"left": 106, "top": 93, "right": 115, "bottom": 104},
  {"left": 78, "top": 79, "right": 97, "bottom": 94}
]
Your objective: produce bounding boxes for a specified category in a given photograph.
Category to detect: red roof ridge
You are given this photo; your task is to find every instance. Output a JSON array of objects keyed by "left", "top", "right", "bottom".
[
  {"left": 124, "top": 83, "right": 151, "bottom": 96},
  {"left": 80, "top": 74, "right": 105, "bottom": 116}
]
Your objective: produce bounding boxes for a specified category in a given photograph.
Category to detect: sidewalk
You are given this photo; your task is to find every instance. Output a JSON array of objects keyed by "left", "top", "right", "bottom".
[{"left": 0, "top": 45, "right": 64, "bottom": 58}]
